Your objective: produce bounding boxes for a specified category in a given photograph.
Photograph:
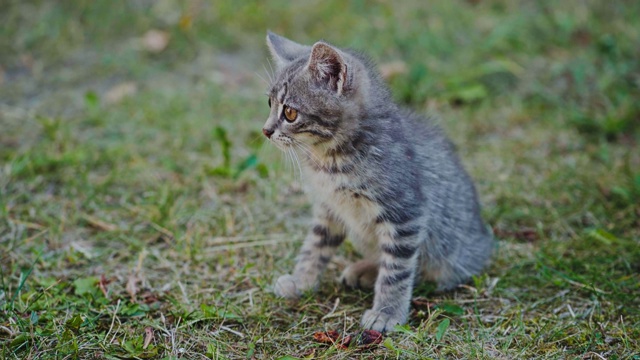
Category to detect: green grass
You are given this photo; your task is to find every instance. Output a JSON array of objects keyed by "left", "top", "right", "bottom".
[{"left": 1, "top": 0, "right": 639, "bottom": 358}]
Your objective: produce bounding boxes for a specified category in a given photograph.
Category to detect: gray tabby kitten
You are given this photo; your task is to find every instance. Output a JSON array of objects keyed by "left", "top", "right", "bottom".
[{"left": 262, "top": 32, "right": 493, "bottom": 332}]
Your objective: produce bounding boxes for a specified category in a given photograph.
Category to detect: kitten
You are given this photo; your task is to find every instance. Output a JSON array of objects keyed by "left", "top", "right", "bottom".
[{"left": 262, "top": 32, "right": 493, "bottom": 332}]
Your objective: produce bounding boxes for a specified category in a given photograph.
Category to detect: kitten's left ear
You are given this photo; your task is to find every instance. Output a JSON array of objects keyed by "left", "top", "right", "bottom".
[{"left": 307, "top": 42, "right": 349, "bottom": 95}]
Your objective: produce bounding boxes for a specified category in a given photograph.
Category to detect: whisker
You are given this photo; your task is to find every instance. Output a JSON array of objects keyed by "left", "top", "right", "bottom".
[
  {"left": 299, "top": 144, "right": 323, "bottom": 169},
  {"left": 288, "top": 147, "right": 302, "bottom": 182},
  {"left": 263, "top": 64, "right": 274, "bottom": 84},
  {"left": 266, "top": 59, "right": 276, "bottom": 82},
  {"left": 293, "top": 141, "right": 322, "bottom": 170},
  {"left": 256, "top": 141, "right": 273, "bottom": 166},
  {"left": 290, "top": 146, "right": 304, "bottom": 181},
  {"left": 285, "top": 146, "right": 296, "bottom": 179},
  {"left": 248, "top": 133, "right": 266, "bottom": 147},
  {"left": 255, "top": 71, "right": 269, "bottom": 86}
]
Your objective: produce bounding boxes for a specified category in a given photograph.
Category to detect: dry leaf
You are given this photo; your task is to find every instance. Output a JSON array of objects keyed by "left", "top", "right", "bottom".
[
  {"left": 571, "top": 28, "right": 592, "bottom": 47},
  {"left": 98, "top": 274, "right": 111, "bottom": 298},
  {"left": 142, "top": 30, "right": 170, "bottom": 53},
  {"left": 313, "top": 330, "right": 339, "bottom": 344},
  {"left": 105, "top": 82, "right": 137, "bottom": 105},
  {"left": 140, "top": 290, "right": 160, "bottom": 304},
  {"left": 313, "top": 329, "right": 383, "bottom": 351},
  {"left": 515, "top": 229, "right": 539, "bottom": 242},
  {"left": 126, "top": 273, "right": 138, "bottom": 302},
  {"left": 337, "top": 334, "right": 352, "bottom": 349},
  {"left": 143, "top": 327, "right": 154, "bottom": 349},
  {"left": 379, "top": 61, "right": 407, "bottom": 80},
  {"left": 411, "top": 297, "right": 436, "bottom": 310},
  {"left": 492, "top": 227, "right": 539, "bottom": 242},
  {"left": 358, "top": 329, "right": 383, "bottom": 347}
]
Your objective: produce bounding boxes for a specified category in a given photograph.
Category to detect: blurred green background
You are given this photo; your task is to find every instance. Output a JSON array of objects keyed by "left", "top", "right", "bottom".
[{"left": 1, "top": 1, "right": 639, "bottom": 359}]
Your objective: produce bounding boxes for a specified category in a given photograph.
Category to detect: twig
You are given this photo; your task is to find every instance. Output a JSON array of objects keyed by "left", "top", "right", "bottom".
[
  {"left": 205, "top": 238, "right": 298, "bottom": 253},
  {"left": 564, "top": 278, "right": 609, "bottom": 294},
  {"left": 82, "top": 214, "right": 118, "bottom": 232},
  {"left": 583, "top": 352, "right": 607, "bottom": 360},
  {"left": 321, "top": 298, "right": 341, "bottom": 320},
  {"left": 150, "top": 222, "right": 174, "bottom": 240},
  {"left": 103, "top": 299, "right": 121, "bottom": 345},
  {"left": 219, "top": 325, "right": 244, "bottom": 338},
  {"left": 203, "top": 233, "right": 295, "bottom": 245}
]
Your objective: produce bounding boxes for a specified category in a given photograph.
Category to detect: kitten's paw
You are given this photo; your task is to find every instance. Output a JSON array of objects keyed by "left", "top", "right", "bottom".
[
  {"left": 361, "top": 309, "right": 406, "bottom": 333},
  {"left": 340, "top": 260, "right": 378, "bottom": 290},
  {"left": 273, "top": 274, "right": 301, "bottom": 299}
]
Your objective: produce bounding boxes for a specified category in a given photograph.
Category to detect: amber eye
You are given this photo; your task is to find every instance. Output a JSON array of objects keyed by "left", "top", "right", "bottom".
[{"left": 283, "top": 105, "right": 298, "bottom": 122}]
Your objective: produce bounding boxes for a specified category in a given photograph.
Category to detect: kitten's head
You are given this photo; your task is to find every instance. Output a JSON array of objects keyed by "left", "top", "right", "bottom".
[{"left": 262, "top": 32, "right": 380, "bottom": 151}]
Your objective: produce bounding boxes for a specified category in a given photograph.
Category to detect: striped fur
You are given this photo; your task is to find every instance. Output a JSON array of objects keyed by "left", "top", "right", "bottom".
[{"left": 264, "top": 32, "right": 493, "bottom": 332}]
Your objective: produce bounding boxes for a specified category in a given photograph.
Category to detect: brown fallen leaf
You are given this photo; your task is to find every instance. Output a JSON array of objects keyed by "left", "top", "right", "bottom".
[
  {"left": 313, "top": 329, "right": 384, "bottom": 351},
  {"left": 98, "top": 274, "right": 111, "bottom": 299},
  {"left": 492, "top": 227, "right": 539, "bottom": 242},
  {"left": 358, "top": 329, "right": 383, "bottom": 347},
  {"left": 143, "top": 327, "right": 154, "bottom": 349},
  {"left": 336, "top": 334, "right": 352, "bottom": 349},
  {"left": 571, "top": 28, "right": 592, "bottom": 47},
  {"left": 126, "top": 273, "right": 138, "bottom": 303},
  {"left": 142, "top": 29, "right": 170, "bottom": 53},
  {"left": 515, "top": 229, "right": 539, "bottom": 242},
  {"left": 412, "top": 297, "right": 436, "bottom": 310},
  {"left": 313, "top": 330, "right": 340, "bottom": 344},
  {"left": 140, "top": 290, "right": 161, "bottom": 304}
]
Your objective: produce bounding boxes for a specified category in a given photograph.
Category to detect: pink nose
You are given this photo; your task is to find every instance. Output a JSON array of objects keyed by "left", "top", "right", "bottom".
[{"left": 262, "top": 128, "right": 274, "bottom": 139}]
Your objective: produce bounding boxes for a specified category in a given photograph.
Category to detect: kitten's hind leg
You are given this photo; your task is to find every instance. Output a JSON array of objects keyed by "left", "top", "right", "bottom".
[
  {"left": 340, "top": 259, "right": 378, "bottom": 290},
  {"left": 274, "top": 208, "right": 346, "bottom": 299}
]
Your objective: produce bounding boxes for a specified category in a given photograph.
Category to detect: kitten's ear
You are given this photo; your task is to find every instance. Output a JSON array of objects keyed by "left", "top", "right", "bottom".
[
  {"left": 266, "top": 31, "right": 309, "bottom": 70},
  {"left": 307, "top": 42, "right": 348, "bottom": 94}
]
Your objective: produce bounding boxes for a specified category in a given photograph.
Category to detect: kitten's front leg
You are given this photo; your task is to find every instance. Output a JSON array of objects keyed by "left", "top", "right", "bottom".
[
  {"left": 361, "top": 223, "right": 420, "bottom": 332},
  {"left": 274, "top": 209, "right": 345, "bottom": 299}
]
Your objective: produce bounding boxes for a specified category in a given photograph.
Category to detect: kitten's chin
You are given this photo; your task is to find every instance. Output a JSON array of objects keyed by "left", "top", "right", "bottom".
[
  {"left": 271, "top": 142, "right": 287, "bottom": 151},
  {"left": 270, "top": 140, "right": 293, "bottom": 152}
]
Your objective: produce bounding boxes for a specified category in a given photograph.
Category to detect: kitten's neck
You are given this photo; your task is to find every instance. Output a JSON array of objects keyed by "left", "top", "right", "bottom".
[{"left": 297, "top": 127, "right": 373, "bottom": 175}]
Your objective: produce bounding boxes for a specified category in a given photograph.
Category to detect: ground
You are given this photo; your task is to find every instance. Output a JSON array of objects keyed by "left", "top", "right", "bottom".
[{"left": 1, "top": 1, "right": 639, "bottom": 359}]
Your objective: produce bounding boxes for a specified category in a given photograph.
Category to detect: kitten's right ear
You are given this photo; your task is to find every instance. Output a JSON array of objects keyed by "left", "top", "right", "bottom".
[{"left": 266, "top": 31, "right": 309, "bottom": 70}]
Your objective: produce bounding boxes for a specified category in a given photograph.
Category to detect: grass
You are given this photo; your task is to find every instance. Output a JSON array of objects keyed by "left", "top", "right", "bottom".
[{"left": 1, "top": 0, "right": 639, "bottom": 358}]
